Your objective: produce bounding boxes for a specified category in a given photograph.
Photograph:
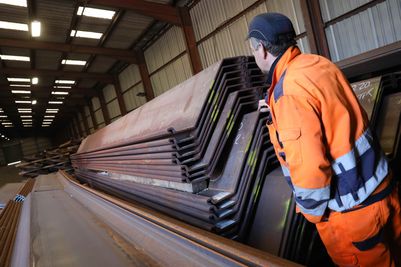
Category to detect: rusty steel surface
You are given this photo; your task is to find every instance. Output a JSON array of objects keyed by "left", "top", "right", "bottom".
[
  {"left": 0, "top": 179, "right": 35, "bottom": 267},
  {"left": 59, "top": 170, "right": 303, "bottom": 267},
  {"left": 71, "top": 56, "right": 281, "bottom": 239}
]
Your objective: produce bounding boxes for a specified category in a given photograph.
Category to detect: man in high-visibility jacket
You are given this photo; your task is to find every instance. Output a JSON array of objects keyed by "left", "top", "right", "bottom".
[{"left": 248, "top": 12, "right": 401, "bottom": 266}]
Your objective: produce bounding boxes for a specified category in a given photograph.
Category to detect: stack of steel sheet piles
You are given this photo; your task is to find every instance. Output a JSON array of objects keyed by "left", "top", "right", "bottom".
[{"left": 71, "top": 56, "right": 279, "bottom": 236}]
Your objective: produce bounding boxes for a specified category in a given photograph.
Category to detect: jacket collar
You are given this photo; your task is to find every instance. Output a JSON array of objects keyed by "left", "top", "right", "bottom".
[{"left": 268, "top": 46, "right": 301, "bottom": 102}]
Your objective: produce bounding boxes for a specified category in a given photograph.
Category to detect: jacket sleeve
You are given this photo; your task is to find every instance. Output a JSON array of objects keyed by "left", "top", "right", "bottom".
[{"left": 274, "top": 94, "right": 332, "bottom": 223}]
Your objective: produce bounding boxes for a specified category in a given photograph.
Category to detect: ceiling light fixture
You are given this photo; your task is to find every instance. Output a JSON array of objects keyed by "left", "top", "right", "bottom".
[
  {"left": 51, "top": 91, "right": 69, "bottom": 95},
  {"left": 55, "top": 80, "right": 75, "bottom": 84},
  {"left": 0, "top": 55, "right": 30, "bottom": 61},
  {"left": 48, "top": 101, "right": 63, "bottom": 104},
  {"left": 10, "top": 84, "right": 31, "bottom": 87},
  {"left": 53, "top": 85, "right": 72, "bottom": 89},
  {"left": 31, "top": 20, "right": 41, "bottom": 37},
  {"left": 31, "top": 100, "right": 37, "bottom": 105},
  {"left": 11, "top": 90, "right": 31, "bottom": 94},
  {"left": 7, "top": 77, "right": 30, "bottom": 82},
  {"left": 15, "top": 100, "right": 31, "bottom": 104},
  {"left": 31, "top": 77, "right": 38, "bottom": 84}
]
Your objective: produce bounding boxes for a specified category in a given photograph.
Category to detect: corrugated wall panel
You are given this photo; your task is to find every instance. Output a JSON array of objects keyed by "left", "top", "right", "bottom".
[
  {"left": 0, "top": 148, "right": 5, "bottom": 165},
  {"left": 110, "top": 116, "right": 122, "bottom": 123},
  {"left": 89, "top": 128, "right": 95, "bottom": 134},
  {"left": 326, "top": 0, "right": 401, "bottom": 62},
  {"left": 87, "top": 115, "right": 94, "bottom": 129},
  {"left": 191, "top": 0, "right": 304, "bottom": 41},
  {"left": 84, "top": 106, "right": 90, "bottom": 117},
  {"left": 122, "top": 83, "right": 147, "bottom": 112},
  {"left": 319, "top": 0, "right": 370, "bottom": 22},
  {"left": 94, "top": 109, "right": 105, "bottom": 125},
  {"left": 20, "top": 138, "right": 38, "bottom": 157},
  {"left": 119, "top": 64, "right": 142, "bottom": 92},
  {"left": 194, "top": 0, "right": 306, "bottom": 68},
  {"left": 144, "top": 26, "right": 187, "bottom": 73},
  {"left": 107, "top": 99, "right": 121, "bottom": 119},
  {"left": 92, "top": 97, "right": 101, "bottom": 110},
  {"left": 149, "top": 54, "right": 193, "bottom": 97},
  {"left": 36, "top": 137, "right": 52, "bottom": 151},
  {"left": 103, "top": 84, "right": 117, "bottom": 103}
]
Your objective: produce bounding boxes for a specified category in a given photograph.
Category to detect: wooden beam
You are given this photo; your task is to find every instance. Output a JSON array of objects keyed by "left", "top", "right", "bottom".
[
  {"left": 178, "top": 7, "right": 202, "bottom": 74},
  {"left": 87, "top": 98, "right": 98, "bottom": 130},
  {"left": 113, "top": 76, "right": 127, "bottom": 116},
  {"left": 0, "top": 38, "right": 137, "bottom": 63},
  {"left": 98, "top": 91, "right": 111, "bottom": 125},
  {"left": 79, "top": 106, "right": 90, "bottom": 135},
  {"left": 136, "top": 51, "right": 154, "bottom": 101},
  {"left": 1, "top": 67, "right": 114, "bottom": 82},
  {"left": 85, "top": 0, "right": 181, "bottom": 25},
  {"left": 305, "top": 0, "right": 330, "bottom": 58}
]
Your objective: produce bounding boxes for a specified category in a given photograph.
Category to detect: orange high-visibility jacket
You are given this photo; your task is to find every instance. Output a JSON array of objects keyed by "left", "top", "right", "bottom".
[{"left": 266, "top": 46, "right": 391, "bottom": 223}]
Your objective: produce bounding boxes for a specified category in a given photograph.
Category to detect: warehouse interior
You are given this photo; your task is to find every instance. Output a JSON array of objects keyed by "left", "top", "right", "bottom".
[{"left": 0, "top": 0, "right": 400, "bottom": 266}]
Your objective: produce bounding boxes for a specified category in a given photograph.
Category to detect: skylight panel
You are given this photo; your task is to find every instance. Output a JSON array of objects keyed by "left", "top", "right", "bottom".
[
  {"left": 0, "top": 21, "right": 28, "bottom": 31},
  {"left": 77, "top": 6, "right": 115, "bottom": 20},
  {"left": 70, "top": 30, "right": 102, "bottom": 39}
]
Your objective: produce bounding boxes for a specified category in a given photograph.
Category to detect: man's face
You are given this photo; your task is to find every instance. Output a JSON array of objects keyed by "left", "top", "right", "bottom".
[{"left": 249, "top": 39, "right": 269, "bottom": 74}]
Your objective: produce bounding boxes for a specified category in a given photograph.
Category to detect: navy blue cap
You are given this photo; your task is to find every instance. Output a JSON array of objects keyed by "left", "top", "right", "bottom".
[{"left": 247, "top": 13, "right": 295, "bottom": 45}]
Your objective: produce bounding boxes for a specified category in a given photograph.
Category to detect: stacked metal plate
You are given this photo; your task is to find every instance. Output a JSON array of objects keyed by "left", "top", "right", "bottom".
[{"left": 71, "top": 56, "right": 279, "bottom": 236}]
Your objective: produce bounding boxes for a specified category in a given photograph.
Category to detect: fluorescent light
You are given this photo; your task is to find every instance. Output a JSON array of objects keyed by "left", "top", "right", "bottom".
[
  {"left": 0, "top": 21, "right": 28, "bottom": 31},
  {"left": 23, "top": 125, "right": 32, "bottom": 127},
  {"left": 31, "top": 100, "right": 37, "bottom": 105},
  {"left": 7, "top": 78, "right": 30, "bottom": 82},
  {"left": 55, "top": 80, "right": 75, "bottom": 84},
  {"left": 10, "top": 84, "right": 30, "bottom": 87},
  {"left": 44, "top": 115, "right": 55, "bottom": 118},
  {"left": 46, "top": 110, "right": 58, "bottom": 113},
  {"left": 31, "top": 77, "right": 38, "bottom": 84},
  {"left": 0, "top": 0, "right": 27, "bottom": 7},
  {"left": 31, "top": 20, "right": 41, "bottom": 37},
  {"left": 48, "top": 101, "right": 63, "bottom": 104},
  {"left": 12, "top": 90, "right": 31, "bottom": 94},
  {"left": 77, "top": 6, "right": 115, "bottom": 19},
  {"left": 61, "top": 59, "right": 86, "bottom": 66},
  {"left": 15, "top": 100, "right": 31, "bottom": 104},
  {"left": 54, "top": 85, "right": 72, "bottom": 89},
  {"left": 18, "top": 110, "right": 31, "bottom": 113},
  {"left": 20, "top": 115, "right": 31, "bottom": 118},
  {"left": 7, "top": 160, "right": 21, "bottom": 166},
  {"left": 52, "top": 91, "right": 69, "bottom": 95},
  {"left": 0, "top": 55, "right": 30, "bottom": 61},
  {"left": 0, "top": 115, "right": 7, "bottom": 118},
  {"left": 21, "top": 119, "right": 32, "bottom": 122},
  {"left": 18, "top": 108, "right": 31, "bottom": 111},
  {"left": 4, "top": 125, "right": 13, "bottom": 127},
  {"left": 2, "top": 122, "right": 12, "bottom": 125},
  {"left": 70, "top": 30, "right": 102, "bottom": 39},
  {"left": 46, "top": 108, "right": 59, "bottom": 111}
]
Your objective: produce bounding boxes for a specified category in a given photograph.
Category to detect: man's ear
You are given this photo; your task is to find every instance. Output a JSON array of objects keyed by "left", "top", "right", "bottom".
[{"left": 262, "top": 46, "right": 268, "bottom": 60}]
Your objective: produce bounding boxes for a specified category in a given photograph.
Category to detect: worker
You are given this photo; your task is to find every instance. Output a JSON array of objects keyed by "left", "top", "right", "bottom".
[{"left": 247, "top": 12, "right": 401, "bottom": 266}]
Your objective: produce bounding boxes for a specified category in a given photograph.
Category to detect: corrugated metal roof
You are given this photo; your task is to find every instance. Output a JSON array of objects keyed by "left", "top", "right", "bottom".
[
  {"left": 36, "top": 0, "right": 75, "bottom": 43},
  {"left": 87, "top": 55, "right": 117, "bottom": 73},
  {"left": 105, "top": 11, "right": 153, "bottom": 49},
  {"left": 35, "top": 50, "right": 62, "bottom": 70}
]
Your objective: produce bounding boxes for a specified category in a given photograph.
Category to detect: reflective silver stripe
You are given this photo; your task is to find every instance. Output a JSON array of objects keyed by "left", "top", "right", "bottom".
[
  {"left": 296, "top": 200, "right": 327, "bottom": 217},
  {"left": 329, "top": 154, "right": 388, "bottom": 211},
  {"left": 331, "top": 128, "right": 373, "bottom": 175},
  {"left": 281, "top": 164, "right": 290, "bottom": 177},
  {"left": 293, "top": 184, "right": 330, "bottom": 201}
]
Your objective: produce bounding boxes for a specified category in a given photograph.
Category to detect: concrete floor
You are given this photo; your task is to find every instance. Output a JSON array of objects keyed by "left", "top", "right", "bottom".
[{"left": 0, "top": 166, "right": 26, "bottom": 187}]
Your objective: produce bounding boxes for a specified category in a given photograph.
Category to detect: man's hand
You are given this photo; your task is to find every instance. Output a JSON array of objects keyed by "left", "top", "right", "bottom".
[{"left": 258, "top": 99, "right": 270, "bottom": 113}]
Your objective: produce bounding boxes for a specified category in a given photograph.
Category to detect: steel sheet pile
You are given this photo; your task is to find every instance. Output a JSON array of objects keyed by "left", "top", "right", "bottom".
[{"left": 71, "top": 57, "right": 279, "bottom": 237}]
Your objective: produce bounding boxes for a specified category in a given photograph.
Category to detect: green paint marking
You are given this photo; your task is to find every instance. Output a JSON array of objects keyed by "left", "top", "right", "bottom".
[{"left": 208, "top": 90, "right": 215, "bottom": 104}]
